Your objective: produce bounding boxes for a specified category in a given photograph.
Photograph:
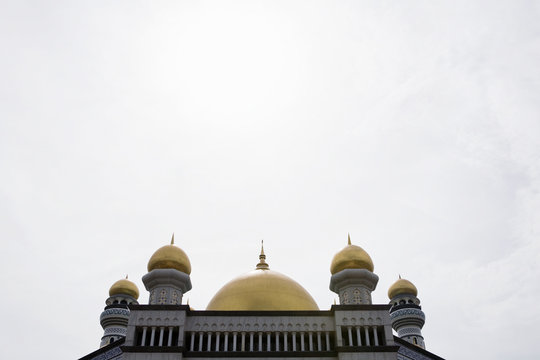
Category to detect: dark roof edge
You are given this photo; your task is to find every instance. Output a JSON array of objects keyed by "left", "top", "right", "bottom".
[
  {"left": 394, "top": 336, "right": 445, "bottom": 360},
  {"left": 78, "top": 338, "right": 125, "bottom": 360}
]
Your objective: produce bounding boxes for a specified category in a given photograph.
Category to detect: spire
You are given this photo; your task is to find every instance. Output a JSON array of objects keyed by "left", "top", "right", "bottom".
[
  {"left": 348, "top": 233, "right": 351, "bottom": 245},
  {"left": 256, "top": 240, "right": 269, "bottom": 270},
  {"left": 171, "top": 233, "right": 175, "bottom": 245}
]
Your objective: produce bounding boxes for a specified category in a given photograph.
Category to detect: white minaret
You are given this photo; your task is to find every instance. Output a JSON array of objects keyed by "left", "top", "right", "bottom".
[
  {"left": 99, "top": 276, "right": 139, "bottom": 347},
  {"left": 329, "top": 234, "right": 379, "bottom": 304},
  {"left": 388, "top": 276, "right": 426, "bottom": 349},
  {"left": 143, "top": 234, "right": 192, "bottom": 305}
]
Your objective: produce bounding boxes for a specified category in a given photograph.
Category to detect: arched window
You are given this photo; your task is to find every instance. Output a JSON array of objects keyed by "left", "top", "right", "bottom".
[{"left": 413, "top": 337, "right": 417, "bottom": 345}]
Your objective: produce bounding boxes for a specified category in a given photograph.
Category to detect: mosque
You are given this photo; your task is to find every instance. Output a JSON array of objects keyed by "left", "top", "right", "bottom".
[{"left": 80, "top": 235, "right": 444, "bottom": 360}]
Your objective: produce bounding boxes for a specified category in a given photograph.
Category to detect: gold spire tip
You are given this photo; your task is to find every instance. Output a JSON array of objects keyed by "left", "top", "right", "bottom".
[
  {"left": 256, "top": 239, "right": 269, "bottom": 270},
  {"left": 171, "top": 233, "right": 175, "bottom": 245},
  {"left": 347, "top": 233, "right": 351, "bottom": 245}
]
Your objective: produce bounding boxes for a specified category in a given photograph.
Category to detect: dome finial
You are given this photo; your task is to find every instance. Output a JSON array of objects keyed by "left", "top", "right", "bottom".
[
  {"left": 109, "top": 277, "right": 140, "bottom": 299},
  {"left": 330, "top": 235, "right": 374, "bottom": 274},
  {"left": 256, "top": 240, "right": 269, "bottom": 270},
  {"left": 147, "top": 234, "right": 191, "bottom": 274},
  {"left": 125, "top": 274, "right": 128, "bottom": 279},
  {"left": 388, "top": 277, "right": 418, "bottom": 299},
  {"left": 399, "top": 274, "right": 401, "bottom": 279}
]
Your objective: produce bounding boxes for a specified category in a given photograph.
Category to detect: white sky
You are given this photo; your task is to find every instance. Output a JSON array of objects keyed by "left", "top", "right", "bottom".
[{"left": 1, "top": 1, "right": 539, "bottom": 359}]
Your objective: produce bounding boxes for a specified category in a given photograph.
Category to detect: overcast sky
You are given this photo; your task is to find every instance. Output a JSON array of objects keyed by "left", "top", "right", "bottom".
[{"left": 1, "top": 1, "right": 539, "bottom": 359}]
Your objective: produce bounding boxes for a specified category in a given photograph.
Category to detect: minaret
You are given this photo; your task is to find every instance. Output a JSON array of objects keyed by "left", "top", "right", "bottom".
[
  {"left": 388, "top": 276, "right": 426, "bottom": 348},
  {"left": 143, "top": 234, "right": 192, "bottom": 305},
  {"left": 99, "top": 276, "right": 139, "bottom": 347},
  {"left": 329, "top": 234, "right": 379, "bottom": 304}
]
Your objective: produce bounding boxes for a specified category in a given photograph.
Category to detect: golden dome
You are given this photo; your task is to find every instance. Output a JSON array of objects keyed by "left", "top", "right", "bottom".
[
  {"left": 206, "top": 243, "right": 319, "bottom": 311},
  {"left": 330, "top": 234, "right": 374, "bottom": 274},
  {"left": 147, "top": 234, "right": 191, "bottom": 274},
  {"left": 109, "top": 276, "right": 139, "bottom": 299},
  {"left": 388, "top": 276, "right": 418, "bottom": 299}
]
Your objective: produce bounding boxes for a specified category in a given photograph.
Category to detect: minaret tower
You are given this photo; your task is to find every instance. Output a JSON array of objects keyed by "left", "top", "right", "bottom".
[
  {"left": 388, "top": 276, "right": 426, "bottom": 349},
  {"left": 99, "top": 276, "right": 139, "bottom": 347},
  {"left": 329, "top": 234, "right": 379, "bottom": 304},
  {"left": 143, "top": 234, "right": 192, "bottom": 305}
]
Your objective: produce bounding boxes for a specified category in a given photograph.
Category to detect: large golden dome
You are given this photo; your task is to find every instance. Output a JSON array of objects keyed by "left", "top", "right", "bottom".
[
  {"left": 330, "top": 234, "right": 374, "bottom": 274},
  {"left": 388, "top": 276, "right": 418, "bottom": 299},
  {"left": 206, "top": 244, "right": 319, "bottom": 311},
  {"left": 109, "top": 276, "right": 139, "bottom": 299},
  {"left": 147, "top": 234, "right": 191, "bottom": 274}
]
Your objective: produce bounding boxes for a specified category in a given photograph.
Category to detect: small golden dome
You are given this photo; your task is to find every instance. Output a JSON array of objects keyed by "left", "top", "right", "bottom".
[
  {"left": 206, "top": 242, "right": 319, "bottom": 311},
  {"left": 330, "top": 234, "right": 374, "bottom": 274},
  {"left": 147, "top": 234, "right": 191, "bottom": 274},
  {"left": 109, "top": 276, "right": 139, "bottom": 299},
  {"left": 388, "top": 276, "right": 418, "bottom": 299}
]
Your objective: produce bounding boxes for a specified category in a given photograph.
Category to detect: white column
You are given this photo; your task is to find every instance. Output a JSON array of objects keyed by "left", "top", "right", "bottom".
[
  {"left": 150, "top": 327, "right": 156, "bottom": 346},
  {"left": 292, "top": 332, "right": 297, "bottom": 351},
  {"left": 215, "top": 332, "right": 220, "bottom": 351},
  {"left": 224, "top": 332, "right": 229, "bottom": 351},
  {"left": 347, "top": 326, "right": 353, "bottom": 346},
  {"left": 309, "top": 332, "right": 313, "bottom": 351},
  {"left": 284, "top": 332, "right": 288, "bottom": 351},
  {"left": 373, "top": 327, "right": 379, "bottom": 346},
  {"left": 300, "top": 332, "right": 305, "bottom": 351},
  {"left": 207, "top": 332, "right": 212, "bottom": 351},
  {"left": 159, "top": 327, "right": 164, "bottom": 346},
  {"left": 177, "top": 325, "right": 183, "bottom": 347},
  {"left": 241, "top": 332, "right": 246, "bottom": 351},
  {"left": 356, "top": 326, "right": 362, "bottom": 346},
  {"left": 325, "top": 331, "right": 330, "bottom": 351},
  {"left": 167, "top": 327, "right": 173, "bottom": 346},
  {"left": 141, "top": 327, "right": 147, "bottom": 346},
  {"left": 266, "top": 333, "right": 271, "bottom": 351},
  {"left": 258, "top": 332, "right": 262, "bottom": 351},
  {"left": 335, "top": 325, "right": 343, "bottom": 347},
  {"left": 249, "top": 332, "right": 254, "bottom": 351},
  {"left": 233, "top": 332, "right": 237, "bottom": 351},
  {"left": 317, "top": 331, "right": 322, "bottom": 351},
  {"left": 198, "top": 332, "right": 203, "bottom": 351},
  {"left": 190, "top": 332, "right": 195, "bottom": 351},
  {"left": 364, "top": 327, "right": 370, "bottom": 346},
  {"left": 275, "top": 332, "right": 280, "bottom": 351}
]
